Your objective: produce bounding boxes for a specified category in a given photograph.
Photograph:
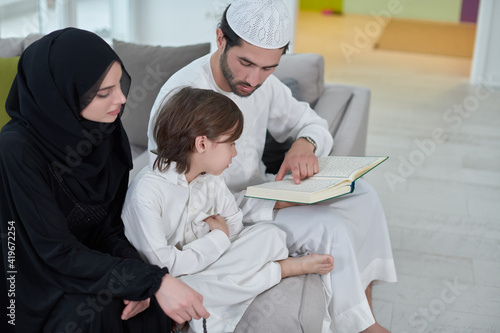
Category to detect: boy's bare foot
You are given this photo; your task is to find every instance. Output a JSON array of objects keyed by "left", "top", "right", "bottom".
[
  {"left": 279, "top": 253, "right": 334, "bottom": 278},
  {"left": 361, "top": 322, "right": 390, "bottom": 333}
]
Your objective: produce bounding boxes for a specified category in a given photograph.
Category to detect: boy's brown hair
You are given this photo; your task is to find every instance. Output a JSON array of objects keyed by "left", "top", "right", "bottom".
[{"left": 153, "top": 87, "right": 244, "bottom": 174}]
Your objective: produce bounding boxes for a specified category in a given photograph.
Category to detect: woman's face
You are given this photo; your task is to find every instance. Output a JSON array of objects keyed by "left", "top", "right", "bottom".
[{"left": 80, "top": 61, "right": 126, "bottom": 123}]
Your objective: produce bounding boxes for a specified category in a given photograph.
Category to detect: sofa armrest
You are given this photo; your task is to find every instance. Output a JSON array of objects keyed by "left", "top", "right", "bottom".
[{"left": 316, "top": 83, "right": 370, "bottom": 156}]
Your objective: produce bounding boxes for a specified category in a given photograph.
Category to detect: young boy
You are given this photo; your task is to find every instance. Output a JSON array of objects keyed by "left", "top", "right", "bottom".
[{"left": 122, "top": 87, "right": 333, "bottom": 332}]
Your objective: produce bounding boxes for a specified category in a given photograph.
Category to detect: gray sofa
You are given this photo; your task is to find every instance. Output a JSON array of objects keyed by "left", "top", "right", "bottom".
[{"left": 1, "top": 34, "right": 371, "bottom": 333}]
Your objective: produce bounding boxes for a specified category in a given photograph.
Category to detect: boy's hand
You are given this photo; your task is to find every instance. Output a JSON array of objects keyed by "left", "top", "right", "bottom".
[{"left": 204, "top": 215, "right": 229, "bottom": 238}]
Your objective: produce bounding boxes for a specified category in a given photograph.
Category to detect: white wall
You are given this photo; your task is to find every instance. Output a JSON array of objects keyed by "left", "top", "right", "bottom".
[
  {"left": 470, "top": 0, "right": 500, "bottom": 87},
  {"left": 129, "top": 0, "right": 219, "bottom": 49},
  {"left": 128, "top": 0, "right": 297, "bottom": 52}
]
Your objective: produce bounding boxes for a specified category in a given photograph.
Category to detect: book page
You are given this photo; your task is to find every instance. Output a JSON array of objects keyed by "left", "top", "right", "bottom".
[
  {"left": 251, "top": 177, "right": 345, "bottom": 193},
  {"left": 316, "top": 156, "right": 384, "bottom": 178}
]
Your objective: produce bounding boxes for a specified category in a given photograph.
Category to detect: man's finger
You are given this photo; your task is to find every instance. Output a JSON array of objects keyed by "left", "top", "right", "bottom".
[
  {"left": 300, "top": 163, "right": 309, "bottom": 179},
  {"left": 275, "top": 164, "right": 288, "bottom": 181},
  {"left": 307, "top": 162, "right": 315, "bottom": 177},
  {"left": 291, "top": 164, "right": 301, "bottom": 184}
]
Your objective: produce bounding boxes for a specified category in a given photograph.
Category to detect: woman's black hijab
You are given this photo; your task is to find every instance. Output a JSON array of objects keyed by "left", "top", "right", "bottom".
[{"left": 3, "top": 28, "right": 133, "bottom": 204}]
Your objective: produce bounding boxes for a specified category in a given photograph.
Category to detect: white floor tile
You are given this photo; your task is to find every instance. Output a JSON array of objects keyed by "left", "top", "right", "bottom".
[
  {"left": 385, "top": 208, "right": 500, "bottom": 240},
  {"left": 473, "top": 260, "right": 500, "bottom": 288},
  {"left": 375, "top": 275, "right": 500, "bottom": 319},
  {"left": 393, "top": 249, "right": 474, "bottom": 283},
  {"left": 371, "top": 299, "right": 393, "bottom": 330},
  {"left": 399, "top": 228, "right": 500, "bottom": 261},
  {"left": 391, "top": 303, "right": 500, "bottom": 333}
]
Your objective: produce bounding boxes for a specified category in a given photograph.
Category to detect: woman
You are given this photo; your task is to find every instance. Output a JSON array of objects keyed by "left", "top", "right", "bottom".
[{"left": 0, "top": 28, "right": 208, "bottom": 332}]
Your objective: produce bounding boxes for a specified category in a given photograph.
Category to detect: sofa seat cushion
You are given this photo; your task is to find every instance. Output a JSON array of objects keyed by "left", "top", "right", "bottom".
[
  {"left": 0, "top": 57, "right": 20, "bottom": 130},
  {"left": 184, "top": 274, "right": 326, "bottom": 333},
  {"left": 234, "top": 274, "right": 326, "bottom": 333},
  {"left": 113, "top": 40, "right": 210, "bottom": 149}
]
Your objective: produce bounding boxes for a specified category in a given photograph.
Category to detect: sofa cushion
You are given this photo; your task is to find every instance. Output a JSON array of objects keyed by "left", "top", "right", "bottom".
[
  {"left": 22, "top": 34, "right": 44, "bottom": 51},
  {"left": 0, "top": 57, "right": 19, "bottom": 130},
  {"left": 129, "top": 149, "right": 149, "bottom": 184},
  {"left": 113, "top": 40, "right": 211, "bottom": 148},
  {"left": 233, "top": 274, "right": 325, "bottom": 333},
  {"left": 0, "top": 39, "right": 23, "bottom": 57},
  {"left": 0, "top": 34, "right": 44, "bottom": 57},
  {"left": 280, "top": 77, "right": 302, "bottom": 101},
  {"left": 184, "top": 274, "right": 326, "bottom": 333},
  {"left": 273, "top": 53, "right": 325, "bottom": 107}
]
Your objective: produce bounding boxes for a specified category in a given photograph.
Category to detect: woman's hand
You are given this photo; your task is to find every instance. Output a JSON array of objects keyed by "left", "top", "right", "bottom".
[
  {"left": 121, "top": 298, "right": 150, "bottom": 320},
  {"left": 204, "top": 214, "right": 229, "bottom": 238},
  {"left": 155, "top": 274, "right": 209, "bottom": 324}
]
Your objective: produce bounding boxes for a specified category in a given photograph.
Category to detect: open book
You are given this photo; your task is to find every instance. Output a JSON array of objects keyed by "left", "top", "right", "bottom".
[{"left": 245, "top": 156, "right": 388, "bottom": 204}]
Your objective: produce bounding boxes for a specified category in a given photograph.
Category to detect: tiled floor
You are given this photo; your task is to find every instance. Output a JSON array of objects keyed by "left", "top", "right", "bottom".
[{"left": 294, "top": 10, "right": 500, "bottom": 332}]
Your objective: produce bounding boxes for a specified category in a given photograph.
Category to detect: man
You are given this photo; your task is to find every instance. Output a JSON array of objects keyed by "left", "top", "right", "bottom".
[{"left": 147, "top": 1, "right": 396, "bottom": 332}]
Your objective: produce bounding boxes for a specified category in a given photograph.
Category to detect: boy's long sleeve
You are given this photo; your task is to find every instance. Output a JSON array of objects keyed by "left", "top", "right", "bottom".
[
  {"left": 122, "top": 163, "right": 244, "bottom": 277},
  {"left": 122, "top": 196, "right": 231, "bottom": 277}
]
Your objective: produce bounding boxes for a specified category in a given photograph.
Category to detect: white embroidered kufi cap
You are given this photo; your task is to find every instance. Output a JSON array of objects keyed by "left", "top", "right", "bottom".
[{"left": 227, "top": 0, "right": 291, "bottom": 49}]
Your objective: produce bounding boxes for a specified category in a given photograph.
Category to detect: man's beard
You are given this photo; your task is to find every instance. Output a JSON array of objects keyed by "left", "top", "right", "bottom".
[{"left": 220, "top": 50, "right": 261, "bottom": 97}]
